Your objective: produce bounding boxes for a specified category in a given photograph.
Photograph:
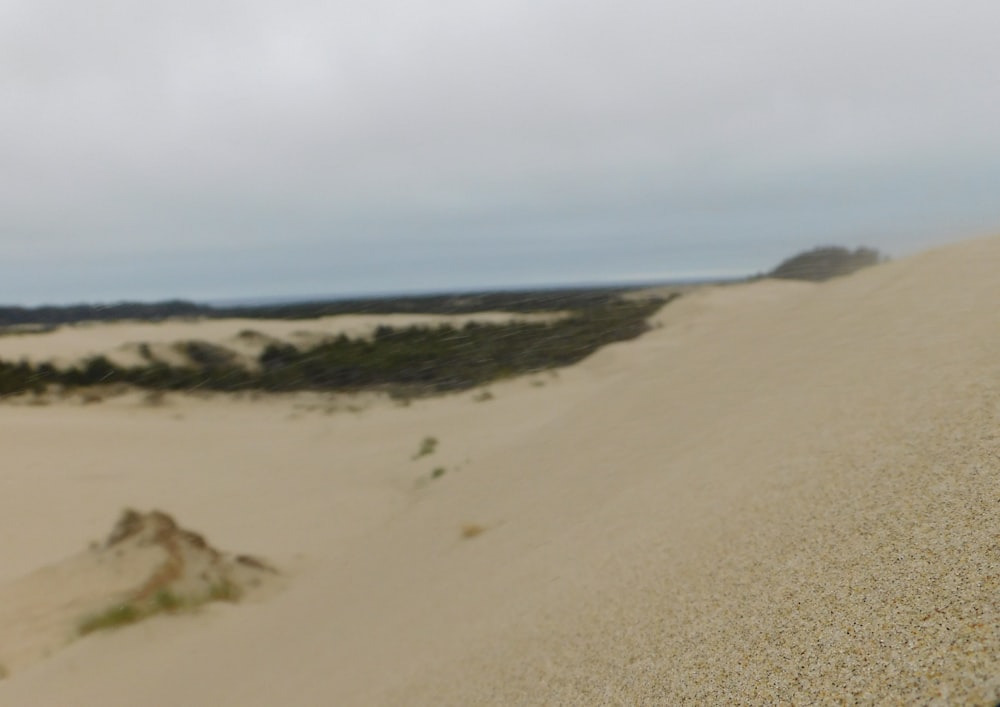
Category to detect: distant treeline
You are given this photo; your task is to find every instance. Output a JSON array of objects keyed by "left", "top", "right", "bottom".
[
  {"left": 0, "top": 297, "right": 671, "bottom": 398},
  {"left": 0, "top": 288, "right": 638, "bottom": 328},
  {"left": 768, "top": 246, "right": 887, "bottom": 282},
  {"left": 0, "top": 300, "right": 204, "bottom": 328}
]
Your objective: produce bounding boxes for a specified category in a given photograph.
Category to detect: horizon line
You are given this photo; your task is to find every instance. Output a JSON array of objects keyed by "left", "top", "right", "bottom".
[{"left": 1, "top": 273, "right": 753, "bottom": 310}]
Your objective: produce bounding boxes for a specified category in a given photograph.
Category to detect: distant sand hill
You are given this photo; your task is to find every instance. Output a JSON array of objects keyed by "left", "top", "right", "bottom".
[{"left": 0, "top": 234, "right": 998, "bottom": 704}]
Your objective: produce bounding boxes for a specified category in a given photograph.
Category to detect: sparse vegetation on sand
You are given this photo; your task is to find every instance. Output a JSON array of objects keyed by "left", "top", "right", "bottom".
[
  {"left": 74, "top": 510, "right": 274, "bottom": 638},
  {"left": 78, "top": 603, "right": 143, "bottom": 635},
  {"left": 0, "top": 297, "right": 672, "bottom": 399},
  {"left": 413, "top": 436, "right": 438, "bottom": 460},
  {"left": 77, "top": 583, "right": 241, "bottom": 636}
]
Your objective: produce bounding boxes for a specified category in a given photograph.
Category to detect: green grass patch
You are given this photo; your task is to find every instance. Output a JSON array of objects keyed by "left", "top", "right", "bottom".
[
  {"left": 77, "top": 585, "right": 240, "bottom": 637},
  {"left": 208, "top": 580, "right": 241, "bottom": 602},
  {"left": 78, "top": 603, "right": 142, "bottom": 635},
  {"left": 413, "top": 436, "right": 438, "bottom": 460},
  {"left": 154, "top": 589, "right": 184, "bottom": 612}
]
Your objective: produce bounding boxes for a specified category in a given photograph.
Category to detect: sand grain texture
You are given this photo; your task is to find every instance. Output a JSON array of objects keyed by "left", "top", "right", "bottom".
[{"left": 1, "top": 236, "right": 999, "bottom": 705}]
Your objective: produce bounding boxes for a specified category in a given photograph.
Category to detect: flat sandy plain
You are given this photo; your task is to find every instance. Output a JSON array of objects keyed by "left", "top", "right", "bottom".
[{"left": 1, "top": 235, "right": 998, "bottom": 705}]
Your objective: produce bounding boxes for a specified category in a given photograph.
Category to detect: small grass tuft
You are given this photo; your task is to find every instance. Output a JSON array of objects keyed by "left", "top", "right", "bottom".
[
  {"left": 208, "top": 580, "right": 242, "bottom": 602},
  {"left": 78, "top": 603, "right": 141, "bottom": 635},
  {"left": 430, "top": 467, "right": 447, "bottom": 480},
  {"left": 154, "top": 589, "right": 184, "bottom": 612},
  {"left": 142, "top": 390, "right": 167, "bottom": 407},
  {"left": 80, "top": 391, "right": 105, "bottom": 405},
  {"left": 78, "top": 581, "right": 243, "bottom": 637},
  {"left": 412, "top": 436, "right": 438, "bottom": 460}
]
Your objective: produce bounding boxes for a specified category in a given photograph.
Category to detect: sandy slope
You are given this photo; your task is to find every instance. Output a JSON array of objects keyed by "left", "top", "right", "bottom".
[{"left": 1, "top": 235, "right": 999, "bottom": 705}]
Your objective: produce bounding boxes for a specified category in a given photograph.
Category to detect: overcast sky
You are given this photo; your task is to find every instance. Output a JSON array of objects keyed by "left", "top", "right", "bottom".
[{"left": 3, "top": 0, "right": 1000, "bottom": 304}]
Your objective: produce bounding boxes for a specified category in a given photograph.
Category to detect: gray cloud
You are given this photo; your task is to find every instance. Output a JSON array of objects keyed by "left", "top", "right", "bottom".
[{"left": 3, "top": 0, "right": 1000, "bottom": 302}]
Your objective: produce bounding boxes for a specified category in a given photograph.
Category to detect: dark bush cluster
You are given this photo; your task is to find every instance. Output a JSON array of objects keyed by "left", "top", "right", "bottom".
[
  {"left": 0, "top": 360, "right": 46, "bottom": 396},
  {"left": 768, "top": 246, "right": 887, "bottom": 282},
  {"left": 219, "top": 288, "right": 637, "bottom": 320},
  {"left": 0, "top": 300, "right": 203, "bottom": 327},
  {"left": 255, "top": 298, "right": 667, "bottom": 393},
  {"left": 0, "top": 297, "right": 672, "bottom": 398}
]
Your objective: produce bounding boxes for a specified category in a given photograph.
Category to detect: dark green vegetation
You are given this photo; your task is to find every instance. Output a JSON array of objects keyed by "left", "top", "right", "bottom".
[
  {"left": 77, "top": 603, "right": 142, "bottom": 635},
  {"left": 0, "top": 296, "right": 672, "bottom": 398},
  {"left": 0, "top": 287, "right": 640, "bottom": 327},
  {"left": 0, "top": 300, "right": 204, "bottom": 328},
  {"left": 768, "top": 246, "right": 887, "bottom": 282}
]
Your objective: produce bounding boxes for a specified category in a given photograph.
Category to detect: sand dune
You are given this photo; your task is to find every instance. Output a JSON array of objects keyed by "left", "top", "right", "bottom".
[{"left": 1, "top": 235, "right": 999, "bottom": 704}]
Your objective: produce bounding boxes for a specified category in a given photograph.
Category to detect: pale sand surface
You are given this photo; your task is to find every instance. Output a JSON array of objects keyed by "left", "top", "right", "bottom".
[{"left": 1, "top": 236, "right": 999, "bottom": 704}]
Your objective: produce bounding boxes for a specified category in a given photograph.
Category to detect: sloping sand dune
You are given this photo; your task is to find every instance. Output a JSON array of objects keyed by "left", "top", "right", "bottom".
[{"left": 1, "top": 235, "right": 999, "bottom": 704}]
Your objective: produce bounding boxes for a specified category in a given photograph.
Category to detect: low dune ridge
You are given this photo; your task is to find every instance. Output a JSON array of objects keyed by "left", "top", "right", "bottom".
[
  {"left": 0, "top": 311, "right": 565, "bottom": 371},
  {"left": 0, "top": 509, "right": 277, "bottom": 678},
  {"left": 0, "top": 234, "right": 999, "bottom": 704}
]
